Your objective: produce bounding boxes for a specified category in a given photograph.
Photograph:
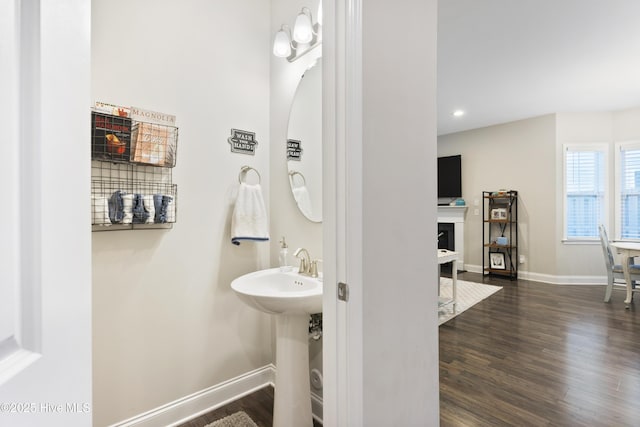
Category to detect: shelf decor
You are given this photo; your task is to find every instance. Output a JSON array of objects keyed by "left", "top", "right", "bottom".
[
  {"left": 483, "top": 190, "right": 518, "bottom": 280},
  {"left": 490, "top": 208, "right": 507, "bottom": 220},
  {"left": 489, "top": 252, "right": 506, "bottom": 269}
]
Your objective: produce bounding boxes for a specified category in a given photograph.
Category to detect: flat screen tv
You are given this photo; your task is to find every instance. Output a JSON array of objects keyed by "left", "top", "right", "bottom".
[{"left": 437, "top": 155, "right": 462, "bottom": 199}]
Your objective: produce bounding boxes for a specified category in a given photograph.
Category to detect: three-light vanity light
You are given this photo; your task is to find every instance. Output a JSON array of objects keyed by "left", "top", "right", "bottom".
[{"left": 273, "top": 1, "right": 322, "bottom": 62}]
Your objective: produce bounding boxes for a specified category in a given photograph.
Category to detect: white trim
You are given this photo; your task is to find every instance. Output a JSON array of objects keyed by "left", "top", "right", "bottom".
[
  {"left": 344, "top": 0, "right": 364, "bottom": 426},
  {"left": 0, "top": 0, "right": 43, "bottom": 386},
  {"left": 321, "top": 0, "right": 339, "bottom": 425},
  {"left": 108, "top": 365, "right": 325, "bottom": 427},
  {"left": 109, "top": 365, "right": 276, "bottom": 427},
  {"left": 614, "top": 140, "right": 640, "bottom": 240},
  {"left": 561, "top": 239, "right": 600, "bottom": 245},
  {"left": 324, "top": 0, "right": 364, "bottom": 425},
  {"left": 0, "top": 347, "right": 41, "bottom": 387},
  {"left": 465, "top": 264, "right": 607, "bottom": 285},
  {"left": 522, "top": 272, "right": 606, "bottom": 285}
]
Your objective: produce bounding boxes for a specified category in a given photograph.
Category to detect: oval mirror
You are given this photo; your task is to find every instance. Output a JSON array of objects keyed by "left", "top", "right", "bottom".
[{"left": 287, "top": 59, "right": 322, "bottom": 222}]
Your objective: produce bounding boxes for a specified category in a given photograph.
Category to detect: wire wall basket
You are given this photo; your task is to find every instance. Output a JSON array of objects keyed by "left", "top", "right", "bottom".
[
  {"left": 91, "top": 111, "right": 178, "bottom": 167},
  {"left": 90, "top": 109, "right": 179, "bottom": 231},
  {"left": 91, "top": 180, "right": 177, "bottom": 229}
]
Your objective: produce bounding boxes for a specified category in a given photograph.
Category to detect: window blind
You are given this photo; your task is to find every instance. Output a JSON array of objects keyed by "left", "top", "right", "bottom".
[
  {"left": 619, "top": 146, "right": 640, "bottom": 239},
  {"left": 565, "top": 148, "right": 605, "bottom": 238}
]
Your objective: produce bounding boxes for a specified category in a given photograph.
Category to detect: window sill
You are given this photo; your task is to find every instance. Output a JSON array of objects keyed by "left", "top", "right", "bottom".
[{"left": 561, "top": 239, "right": 600, "bottom": 245}]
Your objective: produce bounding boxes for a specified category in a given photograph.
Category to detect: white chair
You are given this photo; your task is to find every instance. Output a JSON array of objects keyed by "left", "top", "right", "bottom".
[{"left": 598, "top": 224, "right": 640, "bottom": 302}]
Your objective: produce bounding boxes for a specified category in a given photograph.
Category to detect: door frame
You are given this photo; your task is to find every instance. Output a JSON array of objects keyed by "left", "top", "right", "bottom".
[{"left": 322, "top": 0, "right": 364, "bottom": 425}]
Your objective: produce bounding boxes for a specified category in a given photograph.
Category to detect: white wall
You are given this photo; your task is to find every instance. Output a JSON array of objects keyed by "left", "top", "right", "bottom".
[
  {"left": 438, "top": 115, "right": 557, "bottom": 278},
  {"left": 555, "top": 112, "right": 613, "bottom": 279},
  {"left": 361, "top": 0, "right": 440, "bottom": 424},
  {"left": 269, "top": 0, "right": 324, "bottom": 403},
  {"left": 555, "top": 108, "right": 640, "bottom": 278},
  {"left": 91, "top": 1, "right": 272, "bottom": 425},
  {"left": 613, "top": 107, "right": 640, "bottom": 141}
]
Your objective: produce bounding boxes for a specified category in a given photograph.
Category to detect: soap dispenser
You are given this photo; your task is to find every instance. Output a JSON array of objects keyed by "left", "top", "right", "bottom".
[{"left": 279, "top": 237, "right": 290, "bottom": 272}]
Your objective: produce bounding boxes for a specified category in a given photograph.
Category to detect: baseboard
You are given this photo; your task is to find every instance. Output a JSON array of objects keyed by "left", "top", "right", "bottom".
[
  {"left": 109, "top": 365, "right": 276, "bottom": 427},
  {"left": 109, "top": 364, "right": 325, "bottom": 427},
  {"left": 464, "top": 264, "right": 607, "bottom": 285},
  {"left": 464, "top": 264, "right": 484, "bottom": 275},
  {"left": 522, "top": 271, "right": 606, "bottom": 285}
]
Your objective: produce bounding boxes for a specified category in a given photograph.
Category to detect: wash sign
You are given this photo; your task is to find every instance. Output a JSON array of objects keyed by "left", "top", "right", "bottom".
[
  {"left": 228, "top": 129, "right": 258, "bottom": 155},
  {"left": 287, "top": 139, "right": 303, "bottom": 161}
]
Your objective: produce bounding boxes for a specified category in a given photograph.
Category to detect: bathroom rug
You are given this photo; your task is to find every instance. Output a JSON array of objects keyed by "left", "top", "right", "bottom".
[{"left": 205, "top": 411, "right": 258, "bottom": 427}]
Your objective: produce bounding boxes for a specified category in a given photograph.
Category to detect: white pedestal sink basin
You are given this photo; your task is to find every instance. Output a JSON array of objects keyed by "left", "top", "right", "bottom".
[
  {"left": 231, "top": 268, "right": 322, "bottom": 427},
  {"left": 231, "top": 268, "right": 322, "bottom": 314}
]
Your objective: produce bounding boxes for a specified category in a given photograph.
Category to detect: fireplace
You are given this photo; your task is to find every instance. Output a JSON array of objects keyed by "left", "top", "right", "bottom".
[
  {"left": 438, "top": 223, "right": 455, "bottom": 250},
  {"left": 437, "top": 205, "right": 467, "bottom": 271},
  {"left": 438, "top": 222, "right": 455, "bottom": 272}
]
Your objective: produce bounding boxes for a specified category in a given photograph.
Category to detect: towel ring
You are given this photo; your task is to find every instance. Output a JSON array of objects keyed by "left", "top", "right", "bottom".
[
  {"left": 238, "top": 166, "right": 261, "bottom": 184},
  {"left": 288, "top": 170, "right": 306, "bottom": 186}
]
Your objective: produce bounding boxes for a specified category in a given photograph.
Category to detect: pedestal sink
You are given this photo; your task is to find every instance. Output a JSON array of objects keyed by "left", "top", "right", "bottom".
[{"left": 231, "top": 268, "right": 322, "bottom": 427}]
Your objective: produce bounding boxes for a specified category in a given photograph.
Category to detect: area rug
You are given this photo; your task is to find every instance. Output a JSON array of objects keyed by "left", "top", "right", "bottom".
[
  {"left": 438, "top": 278, "right": 502, "bottom": 325},
  {"left": 205, "top": 411, "right": 258, "bottom": 427}
]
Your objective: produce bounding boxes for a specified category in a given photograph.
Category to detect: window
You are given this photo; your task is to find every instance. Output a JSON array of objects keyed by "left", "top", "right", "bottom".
[
  {"left": 616, "top": 142, "right": 640, "bottom": 239},
  {"left": 563, "top": 145, "right": 607, "bottom": 239}
]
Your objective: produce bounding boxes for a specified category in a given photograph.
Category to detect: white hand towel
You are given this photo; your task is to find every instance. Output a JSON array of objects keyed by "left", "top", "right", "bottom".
[
  {"left": 143, "top": 194, "right": 156, "bottom": 224},
  {"left": 292, "top": 186, "right": 313, "bottom": 219},
  {"left": 121, "top": 194, "right": 134, "bottom": 224},
  {"left": 231, "top": 183, "right": 269, "bottom": 245},
  {"left": 164, "top": 194, "right": 176, "bottom": 223}
]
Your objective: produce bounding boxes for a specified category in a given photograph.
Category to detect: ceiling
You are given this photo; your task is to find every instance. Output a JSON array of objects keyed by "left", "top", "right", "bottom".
[{"left": 437, "top": 0, "right": 640, "bottom": 135}]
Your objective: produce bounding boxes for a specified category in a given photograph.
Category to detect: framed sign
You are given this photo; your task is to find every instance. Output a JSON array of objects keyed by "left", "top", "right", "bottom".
[
  {"left": 490, "top": 208, "right": 507, "bottom": 220},
  {"left": 228, "top": 129, "right": 258, "bottom": 155},
  {"left": 287, "top": 139, "right": 303, "bottom": 161},
  {"left": 489, "top": 252, "right": 506, "bottom": 269}
]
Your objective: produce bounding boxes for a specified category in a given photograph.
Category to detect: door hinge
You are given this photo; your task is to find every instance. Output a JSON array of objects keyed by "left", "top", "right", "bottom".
[{"left": 337, "top": 282, "right": 349, "bottom": 302}]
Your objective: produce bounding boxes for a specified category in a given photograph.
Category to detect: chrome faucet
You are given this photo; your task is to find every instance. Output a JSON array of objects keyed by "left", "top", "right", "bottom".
[{"left": 293, "top": 248, "right": 319, "bottom": 278}]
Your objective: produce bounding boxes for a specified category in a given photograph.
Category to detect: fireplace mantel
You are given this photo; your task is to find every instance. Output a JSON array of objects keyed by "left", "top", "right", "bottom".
[{"left": 437, "top": 206, "right": 467, "bottom": 270}]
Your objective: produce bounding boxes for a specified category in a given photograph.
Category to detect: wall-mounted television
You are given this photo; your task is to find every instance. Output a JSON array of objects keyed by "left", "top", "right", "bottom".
[{"left": 437, "top": 155, "right": 462, "bottom": 200}]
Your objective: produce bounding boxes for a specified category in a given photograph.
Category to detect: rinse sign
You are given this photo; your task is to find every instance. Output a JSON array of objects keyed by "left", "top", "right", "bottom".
[{"left": 228, "top": 129, "right": 258, "bottom": 155}]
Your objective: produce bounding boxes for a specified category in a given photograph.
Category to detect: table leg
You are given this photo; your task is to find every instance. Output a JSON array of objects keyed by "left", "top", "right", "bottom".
[
  {"left": 451, "top": 259, "right": 457, "bottom": 310},
  {"left": 621, "top": 250, "right": 633, "bottom": 305},
  {"left": 437, "top": 263, "right": 441, "bottom": 298}
]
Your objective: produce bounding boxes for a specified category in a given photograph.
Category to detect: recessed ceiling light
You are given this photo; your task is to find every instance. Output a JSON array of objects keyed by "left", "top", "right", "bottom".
[{"left": 452, "top": 110, "right": 465, "bottom": 117}]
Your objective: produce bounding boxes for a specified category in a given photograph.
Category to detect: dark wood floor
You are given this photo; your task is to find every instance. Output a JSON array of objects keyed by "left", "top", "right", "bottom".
[
  {"left": 177, "top": 386, "right": 275, "bottom": 427},
  {"left": 440, "top": 272, "right": 640, "bottom": 427},
  {"left": 177, "top": 386, "right": 321, "bottom": 427},
  {"left": 182, "top": 273, "right": 640, "bottom": 426}
]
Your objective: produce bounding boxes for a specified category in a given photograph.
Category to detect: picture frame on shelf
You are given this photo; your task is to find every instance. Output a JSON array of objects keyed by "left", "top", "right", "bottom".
[
  {"left": 489, "top": 252, "right": 506, "bottom": 269},
  {"left": 490, "top": 207, "right": 507, "bottom": 220}
]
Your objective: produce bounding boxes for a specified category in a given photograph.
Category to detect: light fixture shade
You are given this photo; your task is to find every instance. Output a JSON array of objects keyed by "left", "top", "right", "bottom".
[
  {"left": 273, "top": 29, "right": 292, "bottom": 58},
  {"left": 293, "top": 11, "right": 313, "bottom": 44}
]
